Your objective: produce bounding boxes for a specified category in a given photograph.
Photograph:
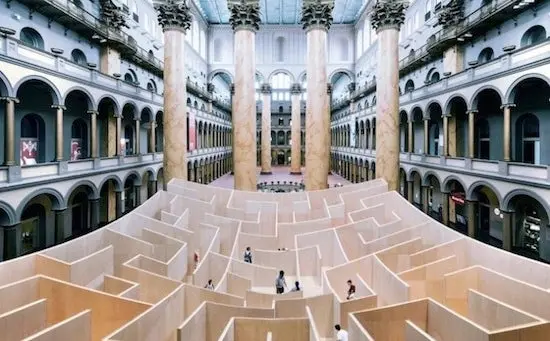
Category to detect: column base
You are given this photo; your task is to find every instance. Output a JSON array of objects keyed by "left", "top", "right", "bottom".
[
  {"left": 260, "top": 171, "right": 272, "bottom": 175},
  {"left": 290, "top": 171, "right": 302, "bottom": 175},
  {"left": 230, "top": 171, "right": 234, "bottom": 175}
]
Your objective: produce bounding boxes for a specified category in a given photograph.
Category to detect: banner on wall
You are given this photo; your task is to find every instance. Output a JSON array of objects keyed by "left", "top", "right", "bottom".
[
  {"left": 189, "top": 110, "right": 196, "bottom": 151},
  {"left": 71, "top": 139, "right": 82, "bottom": 161},
  {"left": 20, "top": 139, "right": 38, "bottom": 165}
]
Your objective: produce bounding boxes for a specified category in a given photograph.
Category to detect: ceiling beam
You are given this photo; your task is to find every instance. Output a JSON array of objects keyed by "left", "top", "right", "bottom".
[
  {"left": 340, "top": 0, "right": 351, "bottom": 24},
  {"left": 264, "top": 0, "right": 269, "bottom": 23},
  {"left": 279, "top": 0, "right": 283, "bottom": 24},
  {"left": 212, "top": 0, "right": 224, "bottom": 23}
]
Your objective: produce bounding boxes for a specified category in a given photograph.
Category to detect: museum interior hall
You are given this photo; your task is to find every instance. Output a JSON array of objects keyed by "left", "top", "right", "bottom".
[{"left": 0, "top": 0, "right": 550, "bottom": 339}]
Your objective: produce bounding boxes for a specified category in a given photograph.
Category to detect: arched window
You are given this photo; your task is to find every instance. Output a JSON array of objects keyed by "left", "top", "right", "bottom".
[
  {"left": 71, "top": 49, "right": 87, "bottom": 65},
  {"left": 20, "top": 27, "right": 44, "bottom": 50},
  {"left": 405, "top": 80, "right": 415, "bottom": 93},
  {"left": 20, "top": 114, "right": 44, "bottom": 165},
  {"left": 339, "top": 37, "right": 349, "bottom": 61},
  {"left": 477, "top": 47, "right": 494, "bottom": 64},
  {"left": 520, "top": 26, "right": 546, "bottom": 48},
  {"left": 516, "top": 114, "right": 540, "bottom": 164},
  {"left": 426, "top": 68, "right": 440, "bottom": 83},
  {"left": 147, "top": 79, "right": 157, "bottom": 93},
  {"left": 71, "top": 119, "right": 88, "bottom": 160},
  {"left": 275, "top": 37, "right": 285, "bottom": 62},
  {"left": 124, "top": 69, "right": 138, "bottom": 84},
  {"left": 213, "top": 38, "right": 222, "bottom": 62}
]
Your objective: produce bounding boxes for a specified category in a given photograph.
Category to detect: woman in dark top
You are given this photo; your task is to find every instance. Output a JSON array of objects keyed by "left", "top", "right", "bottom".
[{"left": 346, "top": 279, "right": 356, "bottom": 300}]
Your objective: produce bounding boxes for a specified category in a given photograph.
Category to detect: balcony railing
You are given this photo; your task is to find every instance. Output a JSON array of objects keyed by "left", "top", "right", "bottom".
[
  {"left": 0, "top": 153, "right": 164, "bottom": 188},
  {"left": 330, "top": 147, "right": 550, "bottom": 185},
  {"left": 398, "top": 0, "right": 519, "bottom": 74}
]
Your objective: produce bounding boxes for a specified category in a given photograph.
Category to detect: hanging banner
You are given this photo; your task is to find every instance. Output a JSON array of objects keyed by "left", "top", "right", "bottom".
[
  {"left": 20, "top": 139, "right": 38, "bottom": 165},
  {"left": 189, "top": 110, "right": 196, "bottom": 151}
]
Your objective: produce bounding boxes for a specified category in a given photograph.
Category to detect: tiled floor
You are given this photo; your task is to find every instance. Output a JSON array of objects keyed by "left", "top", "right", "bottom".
[{"left": 209, "top": 166, "right": 351, "bottom": 189}]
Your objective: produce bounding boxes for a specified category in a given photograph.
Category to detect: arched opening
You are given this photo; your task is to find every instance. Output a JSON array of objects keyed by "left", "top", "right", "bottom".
[
  {"left": 470, "top": 184, "right": 501, "bottom": 246},
  {"left": 410, "top": 171, "right": 422, "bottom": 209},
  {"left": 71, "top": 49, "right": 87, "bottom": 66},
  {"left": 20, "top": 203, "right": 47, "bottom": 255},
  {"left": 472, "top": 88, "right": 502, "bottom": 160},
  {"left": 68, "top": 185, "right": 93, "bottom": 237},
  {"left": 427, "top": 103, "right": 442, "bottom": 156},
  {"left": 520, "top": 25, "right": 546, "bottom": 48},
  {"left": 97, "top": 97, "right": 119, "bottom": 158},
  {"left": 404, "top": 79, "right": 415, "bottom": 93},
  {"left": 277, "top": 131, "right": 285, "bottom": 146},
  {"left": 20, "top": 114, "right": 45, "bottom": 165},
  {"left": 509, "top": 77, "right": 550, "bottom": 165},
  {"left": 20, "top": 27, "right": 44, "bottom": 50},
  {"left": 445, "top": 179, "right": 467, "bottom": 234},
  {"left": 477, "top": 47, "right": 494, "bottom": 64},
  {"left": 122, "top": 103, "right": 137, "bottom": 155},
  {"left": 399, "top": 111, "right": 409, "bottom": 152},
  {"left": 399, "top": 168, "right": 407, "bottom": 197},
  {"left": 71, "top": 119, "right": 88, "bottom": 160},
  {"left": 445, "top": 96, "right": 468, "bottom": 157},
  {"left": 124, "top": 69, "right": 138, "bottom": 84},
  {"left": 426, "top": 68, "right": 440, "bottom": 84},
  {"left": 411, "top": 107, "right": 423, "bottom": 153},
  {"left": 147, "top": 79, "right": 157, "bottom": 93},
  {"left": 124, "top": 174, "right": 139, "bottom": 213},
  {"left": 508, "top": 194, "right": 549, "bottom": 260}
]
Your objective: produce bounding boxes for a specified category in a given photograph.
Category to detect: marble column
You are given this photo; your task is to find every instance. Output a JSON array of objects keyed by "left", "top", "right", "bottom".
[
  {"left": 467, "top": 110, "right": 477, "bottom": 159},
  {"left": 442, "top": 192, "right": 450, "bottom": 225},
  {"left": 134, "top": 119, "right": 141, "bottom": 154},
  {"left": 88, "top": 110, "right": 98, "bottom": 158},
  {"left": 502, "top": 210, "right": 512, "bottom": 251},
  {"left": 149, "top": 121, "right": 156, "bottom": 153},
  {"left": 423, "top": 118, "right": 429, "bottom": 155},
  {"left": 115, "top": 191, "right": 124, "bottom": 219},
  {"left": 1, "top": 97, "right": 18, "bottom": 165},
  {"left": 155, "top": 0, "right": 192, "bottom": 184},
  {"left": 90, "top": 198, "right": 100, "bottom": 229},
  {"left": 407, "top": 119, "right": 413, "bottom": 153},
  {"left": 290, "top": 84, "right": 302, "bottom": 174},
  {"left": 54, "top": 209, "right": 67, "bottom": 243},
  {"left": 407, "top": 180, "right": 414, "bottom": 203},
  {"left": 229, "top": 0, "right": 261, "bottom": 191},
  {"left": 442, "top": 114, "right": 449, "bottom": 156},
  {"left": 116, "top": 115, "right": 122, "bottom": 156},
  {"left": 422, "top": 185, "right": 429, "bottom": 214},
  {"left": 371, "top": 0, "right": 407, "bottom": 191},
  {"left": 467, "top": 200, "right": 477, "bottom": 238},
  {"left": 302, "top": 0, "right": 333, "bottom": 191},
  {"left": 52, "top": 105, "right": 66, "bottom": 161},
  {"left": 501, "top": 103, "right": 515, "bottom": 162},
  {"left": 260, "top": 84, "right": 272, "bottom": 174}
]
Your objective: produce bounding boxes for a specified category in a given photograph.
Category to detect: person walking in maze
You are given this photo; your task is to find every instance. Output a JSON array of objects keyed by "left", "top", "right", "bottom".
[
  {"left": 244, "top": 246, "right": 252, "bottom": 263},
  {"left": 275, "top": 270, "right": 287, "bottom": 294}
]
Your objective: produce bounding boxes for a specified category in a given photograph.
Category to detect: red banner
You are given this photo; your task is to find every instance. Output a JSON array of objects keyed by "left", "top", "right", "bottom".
[
  {"left": 189, "top": 110, "right": 196, "bottom": 151},
  {"left": 20, "top": 139, "right": 38, "bottom": 165}
]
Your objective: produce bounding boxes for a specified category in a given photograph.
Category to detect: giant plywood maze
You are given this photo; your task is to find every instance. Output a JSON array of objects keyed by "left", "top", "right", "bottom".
[{"left": 2, "top": 178, "right": 550, "bottom": 340}]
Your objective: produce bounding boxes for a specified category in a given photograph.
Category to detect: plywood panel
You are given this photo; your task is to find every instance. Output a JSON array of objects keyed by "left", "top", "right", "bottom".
[{"left": 0, "top": 299, "right": 47, "bottom": 341}]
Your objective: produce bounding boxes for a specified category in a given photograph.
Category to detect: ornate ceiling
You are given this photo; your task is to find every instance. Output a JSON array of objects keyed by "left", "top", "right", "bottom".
[{"left": 195, "top": 0, "right": 366, "bottom": 25}]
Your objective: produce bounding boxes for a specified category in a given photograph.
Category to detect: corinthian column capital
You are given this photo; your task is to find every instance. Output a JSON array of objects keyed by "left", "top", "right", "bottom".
[
  {"left": 228, "top": 0, "right": 261, "bottom": 32},
  {"left": 290, "top": 83, "right": 302, "bottom": 94},
  {"left": 154, "top": 0, "right": 192, "bottom": 33},
  {"left": 260, "top": 83, "right": 272, "bottom": 94},
  {"left": 370, "top": 0, "right": 408, "bottom": 32},
  {"left": 301, "top": 0, "right": 334, "bottom": 32}
]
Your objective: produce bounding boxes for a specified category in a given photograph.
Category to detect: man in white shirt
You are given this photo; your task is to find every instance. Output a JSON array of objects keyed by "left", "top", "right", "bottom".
[{"left": 335, "top": 324, "right": 348, "bottom": 341}]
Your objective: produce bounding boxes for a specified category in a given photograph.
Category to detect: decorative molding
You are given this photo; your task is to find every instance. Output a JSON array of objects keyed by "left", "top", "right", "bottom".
[
  {"left": 370, "top": 0, "right": 407, "bottom": 32},
  {"left": 290, "top": 83, "right": 302, "bottom": 94},
  {"left": 100, "top": 0, "right": 129, "bottom": 30},
  {"left": 260, "top": 83, "right": 272, "bottom": 94},
  {"left": 154, "top": 0, "right": 192, "bottom": 33},
  {"left": 301, "top": 0, "right": 334, "bottom": 31},
  {"left": 228, "top": 0, "right": 261, "bottom": 32},
  {"left": 436, "top": 0, "right": 465, "bottom": 29}
]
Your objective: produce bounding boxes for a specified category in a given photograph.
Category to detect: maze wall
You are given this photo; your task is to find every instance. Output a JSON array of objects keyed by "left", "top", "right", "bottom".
[{"left": 1, "top": 179, "right": 550, "bottom": 340}]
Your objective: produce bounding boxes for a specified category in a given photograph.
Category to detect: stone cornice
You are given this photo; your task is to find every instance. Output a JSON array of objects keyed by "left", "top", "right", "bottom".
[
  {"left": 154, "top": 0, "right": 192, "bottom": 33},
  {"left": 228, "top": 0, "right": 261, "bottom": 32},
  {"left": 370, "top": 0, "right": 408, "bottom": 32},
  {"left": 301, "top": 0, "right": 334, "bottom": 32}
]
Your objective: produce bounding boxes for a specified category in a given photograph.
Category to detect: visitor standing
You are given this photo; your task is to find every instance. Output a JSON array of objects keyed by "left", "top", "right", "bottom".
[
  {"left": 205, "top": 279, "right": 214, "bottom": 290},
  {"left": 335, "top": 324, "right": 348, "bottom": 341},
  {"left": 346, "top": 279, "right": 356, "bottom": 300},
  {"left": 275, "top": 270, "right": 287, "bottom": 294}
]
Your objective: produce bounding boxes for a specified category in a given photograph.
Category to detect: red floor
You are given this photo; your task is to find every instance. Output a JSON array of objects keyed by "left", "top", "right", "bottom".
[{"left": 209, "top": 166, "right": 351, "bottom": 189}]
